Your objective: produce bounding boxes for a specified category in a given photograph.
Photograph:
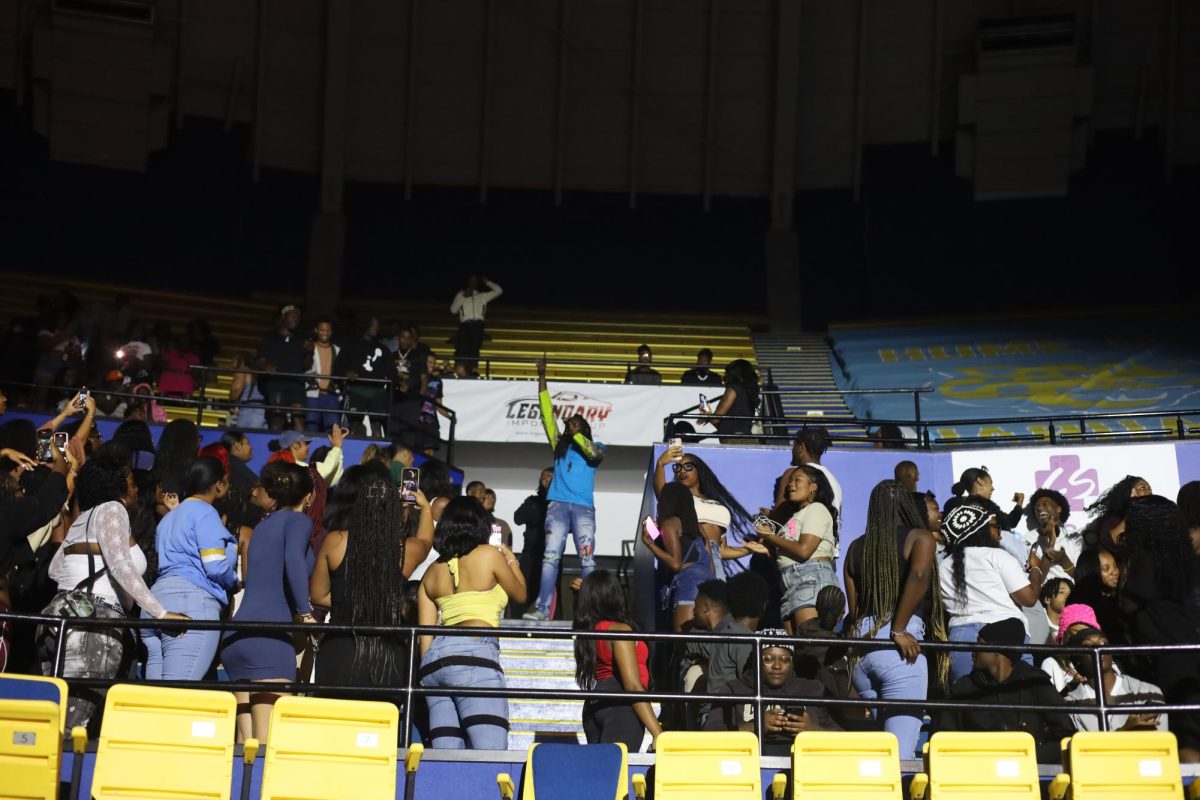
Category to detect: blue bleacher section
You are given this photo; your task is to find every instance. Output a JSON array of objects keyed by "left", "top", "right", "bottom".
[{"left": 828, "top": 313, "right": 1200, "bottom": 438}]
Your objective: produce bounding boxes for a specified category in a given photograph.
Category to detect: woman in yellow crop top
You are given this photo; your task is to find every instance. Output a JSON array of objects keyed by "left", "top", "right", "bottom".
[{"left": 418, "top": 497, "right": 526, "bottom": 750}]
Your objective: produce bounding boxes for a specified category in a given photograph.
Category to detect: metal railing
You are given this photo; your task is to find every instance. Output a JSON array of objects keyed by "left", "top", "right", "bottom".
[
  {"left": 2, "top": 609, "right": 1193, "bottom": 752},
  {"left": 665, "top": 400, "right": 1200, "bottom": 450},
  {"left": 479, "top": 355, "right": 744, "bottom": 382}
]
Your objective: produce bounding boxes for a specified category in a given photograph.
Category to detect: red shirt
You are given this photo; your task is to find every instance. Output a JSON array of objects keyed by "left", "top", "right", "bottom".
[{"left": 594, "top": 620, "right": 650, "bottom": 687}]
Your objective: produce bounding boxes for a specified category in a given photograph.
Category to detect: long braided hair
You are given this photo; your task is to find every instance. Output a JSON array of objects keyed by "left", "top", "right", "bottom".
[
  {"left": 344, "top": 478, "right": 409, "bottom": 679},
  {"left": 858, "top": 479, "right": 949, "bottom": 686}
]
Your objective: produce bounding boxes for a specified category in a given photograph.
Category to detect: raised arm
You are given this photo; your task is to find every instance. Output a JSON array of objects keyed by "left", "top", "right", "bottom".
[
  {"left": 402, "top": 490, "right": 435, "bottom": 577},
  {"left": 536, "top": 357, "right": 560, "bottom": 450},
  {"left": 490, "top": 544, "right": 527, "bottom": 604},
  {"left": 479, "top": 280, "right": 503, "bottom": 303}
]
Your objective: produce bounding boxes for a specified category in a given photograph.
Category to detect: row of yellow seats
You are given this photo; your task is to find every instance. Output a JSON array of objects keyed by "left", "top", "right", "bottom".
[
  {"left": 0, "top": 680, "right": 423, "bottom": 800},
  {"left": 494, "top": 730, "right": 1197, "bottom": 800}
]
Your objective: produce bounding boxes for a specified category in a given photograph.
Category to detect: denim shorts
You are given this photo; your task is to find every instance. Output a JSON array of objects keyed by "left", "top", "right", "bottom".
[{"left": 779, "top": 559, "right": 837, "bottom": 617}]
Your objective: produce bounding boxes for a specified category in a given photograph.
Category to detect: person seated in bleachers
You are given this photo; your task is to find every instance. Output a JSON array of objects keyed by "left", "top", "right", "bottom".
[
  {"left": 727, "top": 570, "right": 768, "bottom": 633},
  {"left": 680, "top": 348, "right": 721, "bottom": 387},
  {"left": 1041, "top": 603, "right": 1099, "bottom": 693},
  {"left": 935, "top": 618, "right": 1074, "bottom": 763},
  {"left": 624, "top": 344, "right": 662, "bottom": 385},
  {"left": 1063, "top": 625, "right": 1167, "bottom": 733},
  {"left": 680, "top": 580, "right": 754, "bottom": 727},
  {"left": 1040, "top": 576, "right": 1073, "bottom": 645},
  {"left": 704, "top": 629, "right": 841, "bottom": 755}
]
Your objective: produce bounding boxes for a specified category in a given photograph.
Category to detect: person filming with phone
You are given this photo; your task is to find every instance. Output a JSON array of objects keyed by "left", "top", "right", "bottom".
[{"left": 704, "top": 628, "right": 841, "bottom": 754}]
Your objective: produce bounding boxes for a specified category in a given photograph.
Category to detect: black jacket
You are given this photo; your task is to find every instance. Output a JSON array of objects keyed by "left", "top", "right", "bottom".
[{"left": 936, "top": 661, "right": 1075, "bottom": 763}]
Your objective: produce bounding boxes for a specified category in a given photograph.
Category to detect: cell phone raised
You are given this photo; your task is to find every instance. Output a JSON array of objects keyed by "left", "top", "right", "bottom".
[
  {"left": 668, "top": 437, "right": 683, "bottom": 460},
  {"left": 54, "top": 431, "right": 69, "bottom": 454},
  {"left": 489, "top": 524, "right": 503, "bottom": 548},
  {"left": 400, "top": 468, "right": 419, "bottom": 504},
  {"left": 36, "top": 429, "right": 54, "bottom": 462},
  {"left": 698, "top": 393, "right": 709, "bottom": 412}
]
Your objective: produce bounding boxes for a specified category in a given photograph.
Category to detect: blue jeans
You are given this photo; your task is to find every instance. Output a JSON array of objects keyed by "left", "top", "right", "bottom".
[
  {"left": 420, "top": 635, "right": 508, "bottom": 750},
  {"left": 536, "top": 501, "right": 596, "bottom": 615},
  {"left": 851, "top": 615, "right": 927, "bottom": 759},
  {"left": 140, "top": 576, "right": 223, "bottom": 681},
  {"left": 305, "top": 392, "right": 342, "bottom": 431},
  {"left": 948, "top": 621, "right": 1034, "bottom": 683}
]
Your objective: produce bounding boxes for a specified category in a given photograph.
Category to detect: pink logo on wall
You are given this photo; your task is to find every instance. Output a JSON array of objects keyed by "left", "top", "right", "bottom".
[{"left": 1033, "top": 455, "right": 1100, "bottom": 511}]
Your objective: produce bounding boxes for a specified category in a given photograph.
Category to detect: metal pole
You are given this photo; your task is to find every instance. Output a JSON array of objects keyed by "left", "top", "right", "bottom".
[
  {"left": 753, "top": 637, "right": 764, "bottom": 745},
  {"left": 402, "top": 629, "right": 418, "bottom": 747},
  {"left": 447, "top": 413, "right": 457, "bottom": 465},
  {"left": 384, "top": 378, "right": 394, "bottom": 440},
  {"left": 1049, "top": 421, "right": 1057, "bottom": 445},
  {"left": 52, "top": 618, "right": 68, "bottom": 677},
  {"left": 1094, "top": 648, "right": 1109, "bottom": 731},
  {"left": 195, "top": 368, "right": 208, "bottom": 427}
]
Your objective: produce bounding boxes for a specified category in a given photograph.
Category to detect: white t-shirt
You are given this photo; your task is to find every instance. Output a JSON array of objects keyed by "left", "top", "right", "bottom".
[
  {"left": 938, "top": 547, "right": 1030, "bottom": 632},
  {"left": 808, "top": 463, "right": 842, "bottom": 515},
  {"left": 776, "top": 502, "right": 836, "bottom": 569},
  {"left": 1065, "top": 668, "right": 1168, "bottom": 732}
]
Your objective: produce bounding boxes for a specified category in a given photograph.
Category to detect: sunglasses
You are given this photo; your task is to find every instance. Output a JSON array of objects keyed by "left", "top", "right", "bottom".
[{"left": 671, "top": 462, "right": 697, "bottom": 473}]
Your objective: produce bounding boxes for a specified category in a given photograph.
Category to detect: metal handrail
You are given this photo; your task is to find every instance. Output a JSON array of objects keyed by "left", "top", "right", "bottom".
[{"left": 4, "top": 609, "right": 1190, "bottom": 747}]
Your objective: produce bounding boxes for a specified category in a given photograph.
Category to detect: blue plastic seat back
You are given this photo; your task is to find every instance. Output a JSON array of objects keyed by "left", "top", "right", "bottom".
[
  {"left": 531, "top": 743, "right": 624, "bottom": 800},
  {"left": 0, "top": 676, "right": 63, "bottom": 705}
]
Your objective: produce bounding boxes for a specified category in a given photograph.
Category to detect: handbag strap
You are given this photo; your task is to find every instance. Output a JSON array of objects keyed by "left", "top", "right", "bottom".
[{"left": 72, "top": 508, "right": 109, "bottom": 593}]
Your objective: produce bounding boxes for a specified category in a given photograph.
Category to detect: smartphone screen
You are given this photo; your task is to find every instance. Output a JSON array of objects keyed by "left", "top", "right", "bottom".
[
  {"left": 54, "top": 432, "right": 69, "bottom": 454},
  {"left": 489, "top": 523, "right": 503, "bottom": 548},
  {"left": 400, "top": 468, "right": 419, "bottom": 504},
  {"left": 36, "top": 429, "right": 53, "bottom": 461},
  {"left": 668, "top": 437, "right": 683, "bottom": 460}
]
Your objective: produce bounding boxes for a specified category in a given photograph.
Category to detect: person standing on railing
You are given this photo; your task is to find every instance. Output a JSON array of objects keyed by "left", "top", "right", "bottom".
[
  {"left": 449, "top": 274, "right": 502, "bottom": 378},
  {"left": 220, "top": 461, "right": 316, "bottom": 744},
  {"left": 523, "top": 356, "right": 604, "bottom": 622},
  {"left": 257, "top": 305, "right": 307, "bottom": 433},
  {"left": 141, "top": 457, "right": 238, "bottom": 681},
  {"left": 38, "top": 444, "right": 189, "bottom": 729},
  {"left": 417, "top": 497, "right": 525, "bottom": 749},
  {"left": 574, "top": 570, "right": 661, "bottom": 752},
  {"left": 843, "top": 479, "right": 947, "bottom": 759},
  {"left": 303, "top": 318, "right": 341, "bottom": 433}
]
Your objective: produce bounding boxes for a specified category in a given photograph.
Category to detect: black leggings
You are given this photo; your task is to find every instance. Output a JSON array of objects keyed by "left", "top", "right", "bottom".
[{"left": 582, "top": 677, "right": 646, "bottom": 752}]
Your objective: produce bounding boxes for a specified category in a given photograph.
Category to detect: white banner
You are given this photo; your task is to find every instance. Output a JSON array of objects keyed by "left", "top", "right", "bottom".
[{"left": 440, "top": 380, "right": 717, "bottom": 446}]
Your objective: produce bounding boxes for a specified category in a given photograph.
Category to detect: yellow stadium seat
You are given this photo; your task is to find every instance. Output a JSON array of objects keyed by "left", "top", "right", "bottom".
[
  {"left": 497, "top": 742, "right": 628, "bottom": 800},
  {"left": 91, "top": 683, "right": 237, "bottom": 800},
  {"left": 0, "top": 698, "right": 62, "bottom": 800},
  {"left": 649, "top": 731, "right": 761, "bottom": 799},
  {"left": 0, "top": 674, "right": 69, "bottom": 732},
  {"left": 793, "top": 731, "right": 903, "bottom": 798},
  {"left": 1048, "top": 731, "right": 1183, "bottom": 799},
  {"left": 259, "top": 696, "right": 399, "bottom": 800},
  {"left": 910, "top": 731, "right": 1039, "bottom": 800}
]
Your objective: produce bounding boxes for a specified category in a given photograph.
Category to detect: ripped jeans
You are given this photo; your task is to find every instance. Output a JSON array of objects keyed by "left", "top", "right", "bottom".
[{"left": 535, "top": 501, "right": 596, "bottom": 615}]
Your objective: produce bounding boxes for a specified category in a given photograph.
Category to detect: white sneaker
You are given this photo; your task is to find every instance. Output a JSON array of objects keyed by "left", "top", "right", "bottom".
[{"left": 522, "top": 609, "right": 548, "bottom": 621}]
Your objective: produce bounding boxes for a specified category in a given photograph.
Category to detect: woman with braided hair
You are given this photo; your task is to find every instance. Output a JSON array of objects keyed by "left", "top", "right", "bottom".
[{"left": 843, "top": 479, "right": 947, "bottom": 758}]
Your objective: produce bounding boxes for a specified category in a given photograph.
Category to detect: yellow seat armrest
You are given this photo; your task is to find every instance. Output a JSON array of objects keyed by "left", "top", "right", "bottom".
[
  {"left": 70, "top": 725, "right": 87, "bottom": 755},
  {"left": 243, "top": 738, "right": 260, "bottom": 765},
  {"left": 405, "top": 743, "right": 424, "bottom": 774},
  {"left": 632, "top": 772, "right": 647, "bottom": 800},
  {"left": 909, "top": 772, "right": 929, "bottom": 800},
  {"left": 770, "top": 771, "right": 787, "bottom": 800},
  {"left": 497, "top": 772, "right": 515, "bottom": 800},
  {"left": 1048, "top": 773, "right": 1070, "bottom": 800}
]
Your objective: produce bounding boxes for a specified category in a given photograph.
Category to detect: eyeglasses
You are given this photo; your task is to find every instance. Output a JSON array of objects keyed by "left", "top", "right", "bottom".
[{"left": 672, "top": 462, "right": 697, "bottom": 473}]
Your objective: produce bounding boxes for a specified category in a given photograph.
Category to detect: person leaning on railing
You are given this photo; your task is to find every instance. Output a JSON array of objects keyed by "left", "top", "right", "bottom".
[{"left": 700, "top": 359, "right": 759, "bottom": 444}]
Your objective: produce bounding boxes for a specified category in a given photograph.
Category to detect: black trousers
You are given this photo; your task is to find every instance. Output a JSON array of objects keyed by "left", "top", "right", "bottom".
[
  {"left": 455, "top": 319, "right": 485, "bottom": 369},
  {"left": 582, "top": 677, "right": 646, "bottom": 752}
]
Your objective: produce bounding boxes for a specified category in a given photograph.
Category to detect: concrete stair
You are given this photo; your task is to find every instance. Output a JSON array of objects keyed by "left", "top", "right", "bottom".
[{"left": 753, "top": 333, "right": 863, "bottom": 441}]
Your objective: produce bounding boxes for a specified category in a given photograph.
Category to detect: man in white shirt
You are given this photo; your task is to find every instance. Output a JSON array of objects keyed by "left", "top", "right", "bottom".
[
  {"left": 775, "top": 427, "right": 842, "bottom": 515},
  {"left": 1063, "top": 626, "right": 1168, "bottom": 732},
  {"left": 449, "top": 274, "right": 502, "bottom": 377}
]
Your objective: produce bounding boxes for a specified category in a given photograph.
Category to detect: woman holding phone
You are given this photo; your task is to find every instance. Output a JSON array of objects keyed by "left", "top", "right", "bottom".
[{"left": 642, "top": 443, "right": 764, "bottom": 631}]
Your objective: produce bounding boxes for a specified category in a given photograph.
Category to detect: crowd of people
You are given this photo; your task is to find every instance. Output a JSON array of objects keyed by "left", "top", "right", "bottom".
[{"left": 3, "top": 301, "right": 1199, "bottom": 761}]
